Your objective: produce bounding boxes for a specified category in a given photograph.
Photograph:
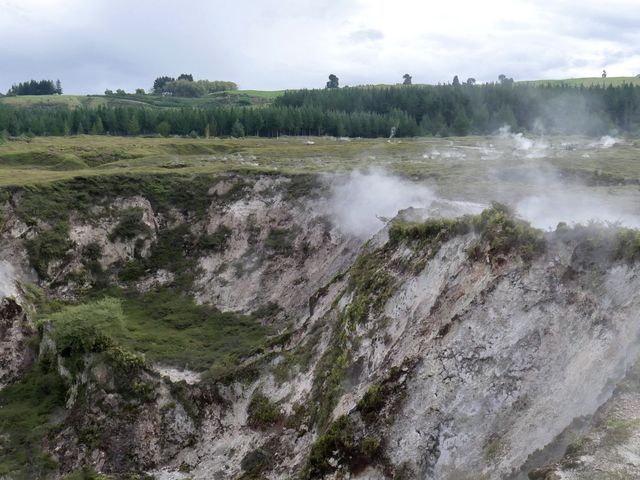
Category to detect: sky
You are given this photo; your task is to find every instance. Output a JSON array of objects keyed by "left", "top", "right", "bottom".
[{"left": 1, "top": 0, "right": 640, "bottom": 94}]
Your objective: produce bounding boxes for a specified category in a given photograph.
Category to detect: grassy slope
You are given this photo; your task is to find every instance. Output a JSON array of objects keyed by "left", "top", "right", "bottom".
[
  {"left": 0, "top": 90, "right": 283, "bottom": 109},
  {"left": 519, "top": 76, "right": 640, "bottom": 87},
  {"left": 1, "top": 135, "right": 639, "bottom": 201}
]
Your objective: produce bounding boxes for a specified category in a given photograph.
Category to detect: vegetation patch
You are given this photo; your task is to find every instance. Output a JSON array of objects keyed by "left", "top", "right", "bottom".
[
  {"left": 390, "top": 203, "right": 546, "bottom": 263},
  {"left": 108, "top": 207, "right": 150, "bottom": 241},
  {"left": 302, "top": 415, "right": 383, "bottom": 479},
  {"left": 471, "top": 203, "right": 546, "bottom": 261},
  {"left": 0, "top": 362, "right": 66, "bottom": 479},
  {"left": 198, "top": 224, "right": 232, "bottom": 252},
  {"left": 246, "top": 392, "right": 283, "bottom": 429},
  {"left": 614, "top": 228, "right": 640, "bottom": 263},
  {"left": 78, "top": 287, "right": 275, "bottom": 376},
  {"left": 389, "top": 216, "right": 471, "bottom": 249},
  {"left": 264, "top": 227, "right": 296, "bottom": 255},
  {"left": 240, "top": 447, "right": 274, "bottom": 478},
  {"left": 25, "top": 221, "right": 74, "bottom": 279}
]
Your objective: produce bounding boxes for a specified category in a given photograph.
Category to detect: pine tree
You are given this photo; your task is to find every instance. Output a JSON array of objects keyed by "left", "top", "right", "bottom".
[{"left": 231, "top": 120, "right": 245, "bottom": 137}]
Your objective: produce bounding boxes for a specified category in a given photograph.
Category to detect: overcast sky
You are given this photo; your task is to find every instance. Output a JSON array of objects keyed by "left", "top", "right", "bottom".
[{"left": 1, "top": 0, "right": 639, "bottom": 94}]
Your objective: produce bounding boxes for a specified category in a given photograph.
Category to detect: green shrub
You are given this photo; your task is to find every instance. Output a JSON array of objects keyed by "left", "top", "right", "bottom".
[
  {"left": 241, "top": 448, "right": 273, "bottom": 476},
  {"left": 389, "top": 217, "right": 470, "bottom": 246},
  {"left": 356, "top": 383, "right": 384, "bottom": 418},
  {"left": 44, "top": 298, "right": 124, "bottom": 358},
  {"left": 25, "top": 222, "right": 73, "bottom": 279},
  {"left": 247, "top": 392, "right": 282, "bottom": 429},
  {"left": 0, "top": 363, "right": 66, "bottom": 478},
  {"left": 389, "top": 203, "right": 545, "bottom": 262},
  {"left": 303, "top": 416, "right": 382, "bottom": 479},
  {"left": 615, "top": 228, "right": 640, "bottom": 263},
  {"left": 472, "top": 203, "right": 545, "bottom": 261},
  {"left": 199, "top": 225, "right": 232, "bottom": 252},
  {"left": 265, "top": 228, "right": 295, "bottom": 255},
  {"left": 108, "top": 208, "right": 150, "bottom": 242}
]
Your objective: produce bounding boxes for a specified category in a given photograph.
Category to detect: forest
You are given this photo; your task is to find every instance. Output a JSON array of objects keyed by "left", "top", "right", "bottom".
[{"left": 1, "top": 82, "right": 639, "bottom": 138}]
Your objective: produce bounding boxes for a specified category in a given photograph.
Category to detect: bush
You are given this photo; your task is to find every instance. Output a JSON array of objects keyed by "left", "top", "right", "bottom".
[
  {"left": 473, "top": 203, "right": 545, "bottom": 261},
  {"left": 199, "top": 225, "right": 232, "bottom": 252},
  {"left": 44, "top": 298, "right": 125, "bottom": 358},
  {"left": 615, "top": 228, "right": 640, "bottom": 263},
  {"left": 264, "top": 228, "right": 294, "bottom": 255},
  {"left": 241, "top": 448, "right": 273, "bottom": 476},
  {"left": 25, "top": 222, "right": 74, "bottom": 279},
  {"left": 247, "top": 392, "right": 282, "bottom": 429},
  {"left": 303, "top": 416, "right": 382, "bottom": 478},
  {"left": 356, "top": 383, "right": 384, "bottom": 418},
  {"left": 108, "top": 208, "right": 150, "bottom": 242}
]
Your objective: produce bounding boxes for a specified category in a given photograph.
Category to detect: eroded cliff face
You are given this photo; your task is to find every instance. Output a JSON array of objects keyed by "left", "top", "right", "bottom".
[{"left": 1, "top": 174, "right": 640, "bottom": 480}]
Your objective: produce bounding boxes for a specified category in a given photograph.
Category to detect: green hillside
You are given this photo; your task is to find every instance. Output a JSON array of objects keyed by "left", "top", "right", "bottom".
[
  {"left": 0, "top": 90, "right": 284, "bottom": 109},
  {"left": 519, "top": 76, "right": 640, "bottom": 87}
]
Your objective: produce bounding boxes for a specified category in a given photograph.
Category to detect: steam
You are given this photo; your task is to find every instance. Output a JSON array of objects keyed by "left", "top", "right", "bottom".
[
  {"left": 517, "top": 193, "right": 640, "bottom": 230},
  {"left": 328, "top": 170, "right": 435, "bottom": 237},
  {"left": 0, "top": 261, "right": 17, "bottom": 299},
  {"left": 590, "top": 135, "right": 621, "bottom": 148},
  {"left": 327, "top": 170, "right": 485, "bottom": 237}
]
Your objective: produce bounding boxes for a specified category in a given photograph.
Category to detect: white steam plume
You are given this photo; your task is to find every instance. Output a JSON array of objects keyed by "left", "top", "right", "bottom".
[
  {"left": 327, "top": 170, "right": 435, "bottom": 238},
  {"left": 517, "top": 192, "right": 640, "bottom": 230}
]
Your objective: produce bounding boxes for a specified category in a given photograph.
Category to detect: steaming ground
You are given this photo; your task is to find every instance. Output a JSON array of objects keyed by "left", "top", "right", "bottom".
[{"left": 329, "top": 129, "right": 640, "bottom": 234}]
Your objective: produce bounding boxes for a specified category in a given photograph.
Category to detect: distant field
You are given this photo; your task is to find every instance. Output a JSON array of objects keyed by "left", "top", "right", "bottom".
[
  {"left": 519, "top": 76, "right": 640, "bottom": 87},
  {"left": 1, "top": 135, "right": 639, "bottom": 206},
  {"left": 0, "top": 90, "right": 279, "bottom": 109},
  {"left": 227, "top": 89, "right": 285, "bottom": 98},
  {"left": 0, "top": 95, "right": 108, "bottom": 108}
]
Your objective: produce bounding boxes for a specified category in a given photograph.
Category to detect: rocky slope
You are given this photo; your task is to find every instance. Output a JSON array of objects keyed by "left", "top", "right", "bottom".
[{"left": 0, "top": 173, "right": 639, "bottom": 479}]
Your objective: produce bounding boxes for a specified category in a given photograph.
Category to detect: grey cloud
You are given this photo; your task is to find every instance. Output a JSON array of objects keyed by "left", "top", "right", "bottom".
[
  {"left": 1, "top": 0, "right": 640, "bottom": 93},
  {"left": 348, "top": 29, "right": 385, "bottom": 43}
]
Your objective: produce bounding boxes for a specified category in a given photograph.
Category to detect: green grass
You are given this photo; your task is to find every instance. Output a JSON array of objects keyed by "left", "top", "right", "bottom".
[
  {"left": 519, "top": 76, "right": 640, "bottom": 87},
  {"left": 0, "top": 91, "right": 280, "bottom": 109},
  {"left": 1, "top": 135, "right": 639, "bottom": 205},
  {"left": 0, "top": 94, "right": 108, "bottom": 108},
  {"left": 78, "top": 288, "right": 274, "bottom": 375},
  {"left": 0, "top": 363, "right": 66, "bottom": 478},
  {"left": 226, "top": 89, "right": 285, "bottom": 99}
]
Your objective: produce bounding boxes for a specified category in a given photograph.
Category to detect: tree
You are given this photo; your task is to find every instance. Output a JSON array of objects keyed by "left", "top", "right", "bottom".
[
  {"left": 178, "top": 73, "right": 194, "bottom": 82},
  {"left": 403, "top": 74, "right": 412, "bottom": 85},
  {"left": 127, "top": 116, "right": 140, "bottom": 135},
  {"left": 231, "top": 119, "right": 245, "bottom": 137},
  {"left": 164, "top": 80, "right": 203, "bottom": 97},
  {"left": 153, "top": 76, "right": 175, "bottom": 94},
  {"left": 156, "top": 121, "right": 171, "bottom": 137},
  {"left": 466, "top": 78, "right": 476, "bottom": 86},
  {"left": 602, "top": 70, "right": 607, "bottom": 78},
  {"left": 498, "top": 74, "right": 514, "bottom": 86},
  {"left": 452, "top": 75, "right": 461, "bottom": 87},
  {"left": 115, "top": 89, "right": 126, "bottom": 95},
  {"left": 55, "top": 80, "right": 63, "bottom": 95},
  {"left": 135, "top": 88, "right": 146, "bottom": 95},
  {"left": 326, "top": 74, "right": 339, "bottom": 89},
  {"left": 104, "top": 89, "right": 114, "bottom": 95}
]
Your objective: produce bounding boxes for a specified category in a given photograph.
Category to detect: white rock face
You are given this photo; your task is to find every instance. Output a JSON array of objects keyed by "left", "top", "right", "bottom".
[{"left": 2, "top": 174, "right": 640, "bottom": 479}]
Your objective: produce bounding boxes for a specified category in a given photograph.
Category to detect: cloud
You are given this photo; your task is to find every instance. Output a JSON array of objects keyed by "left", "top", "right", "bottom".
[
  {"left": 1, "top": 0, "right": 639, "bottom": 93},
  {"left": 348, "top": 29, "right": 384, "bottom": 43}
]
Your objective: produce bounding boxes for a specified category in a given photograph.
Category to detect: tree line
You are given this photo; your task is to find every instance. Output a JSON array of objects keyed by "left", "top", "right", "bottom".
[
  {"left": 152, "top": 74, "right": 237, "bottom": 97},
  {"left": 0, "top": 104, "right": 417, "bottom": 138},
  {"left": 275, "top": 82, "right": 640, "bottom": 135},
  {"left": 1, "top": 83, "right": 640, "bottom": 138},
  {"left": 6, "top": 79, "right": 63, "bottom": 96}
]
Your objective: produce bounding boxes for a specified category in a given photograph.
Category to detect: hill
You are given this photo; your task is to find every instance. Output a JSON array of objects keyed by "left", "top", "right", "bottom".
[
  {"left": 0, "top": 90, "right": 284, "bottom": 109},
  {"left": 519, "top": 76, "right": 640, "bottom": 87}
]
